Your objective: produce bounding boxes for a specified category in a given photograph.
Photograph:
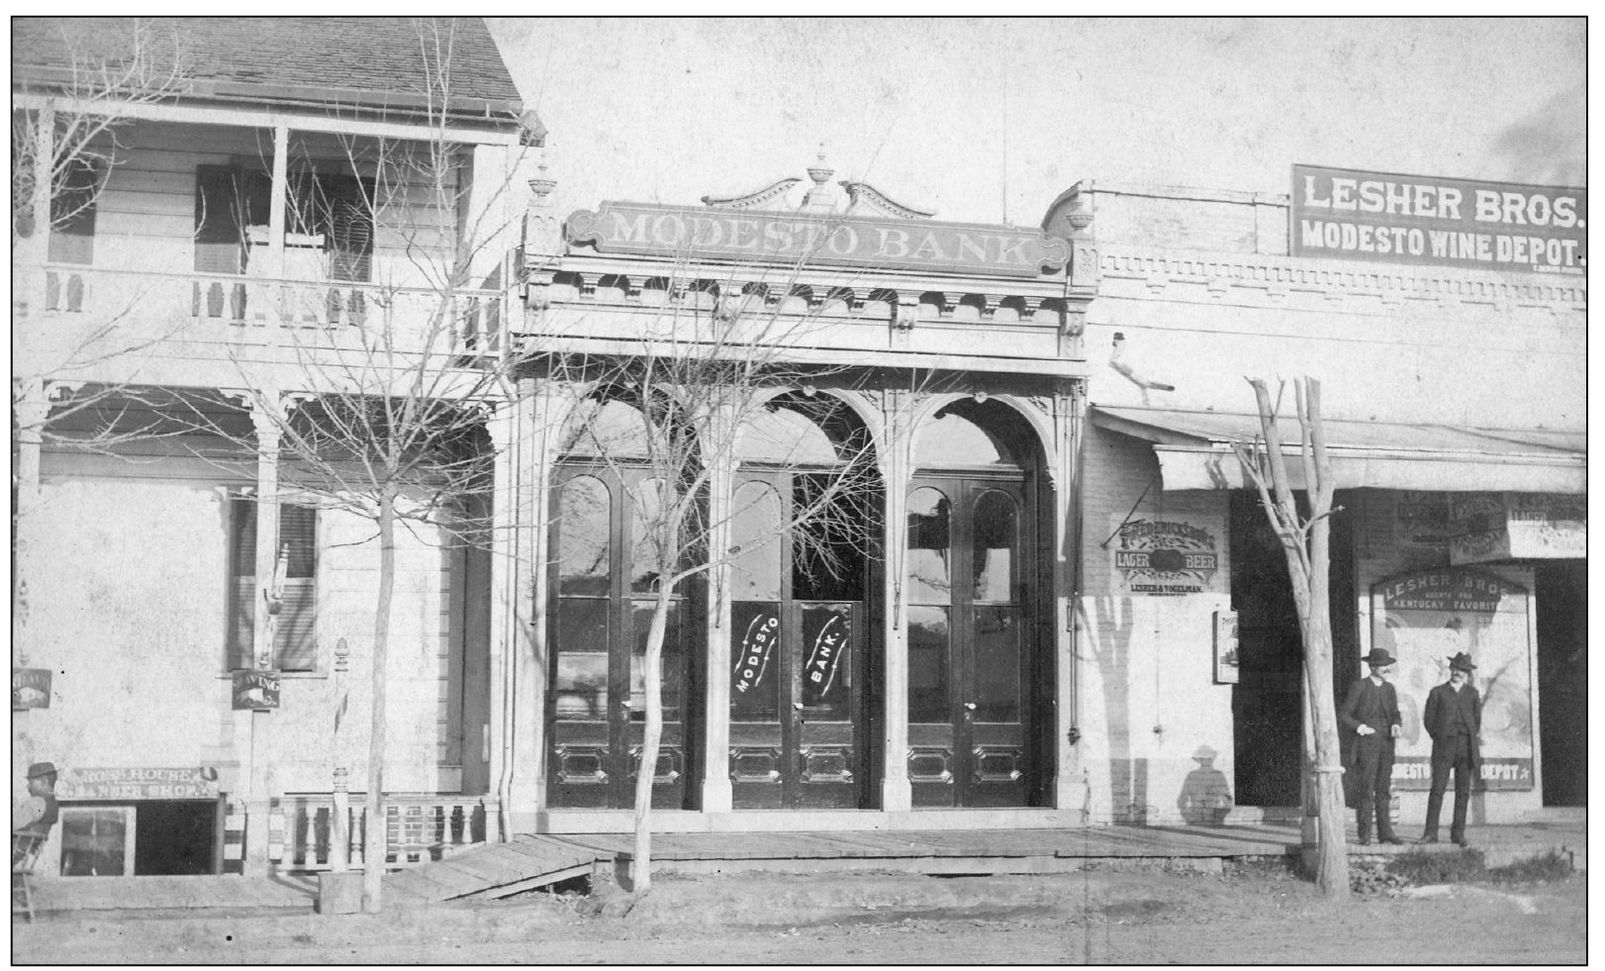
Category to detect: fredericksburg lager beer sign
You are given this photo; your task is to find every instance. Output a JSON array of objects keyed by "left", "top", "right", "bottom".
[
  {"left": 1292, "top": 164, "right": 1585, "bottom": 274},
  {"left": 566, "top": 202, "right": 1073, "bottom": 278}
]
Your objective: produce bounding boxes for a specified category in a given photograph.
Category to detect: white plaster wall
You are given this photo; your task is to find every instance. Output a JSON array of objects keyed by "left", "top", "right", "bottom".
[
  {"left": 17, "top": 471, "right": 461, "bottom": 805},
  {"left": 1084, "top": 277, "right": 1584, "bottom": 430},
  {"left": 1076, "top": 426, "right": 1235, "bottom": 824}
]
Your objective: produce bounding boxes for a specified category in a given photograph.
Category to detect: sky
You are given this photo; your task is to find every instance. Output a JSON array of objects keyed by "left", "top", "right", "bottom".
[{"left": 488, "top": 17, "right": 1586, "bottom": 227}]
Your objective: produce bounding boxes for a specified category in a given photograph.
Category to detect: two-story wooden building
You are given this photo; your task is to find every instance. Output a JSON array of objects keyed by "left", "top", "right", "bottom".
[{"left": 12, "top": 17, "right": 536, "bottom": 877}]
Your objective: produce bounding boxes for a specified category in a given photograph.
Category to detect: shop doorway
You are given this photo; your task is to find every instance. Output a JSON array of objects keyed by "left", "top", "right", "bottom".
[
  {"left": 59, "top": 800, "right": 219, "bottom": 876},
  {"left": 727, "top": 395, "right": 880, "bottom": 810},
  {"left": 906, "top": 400, "right": 1046, "bottom": 809},
  {"left": 547, "top": 463, "right": 698, "bottom": 810},
  {"left": 1535, "top": 561, "right": 1586, "bottom": 807},
  {"left": 1227, "top": 490, "right": 1358, "bottom": 808}
]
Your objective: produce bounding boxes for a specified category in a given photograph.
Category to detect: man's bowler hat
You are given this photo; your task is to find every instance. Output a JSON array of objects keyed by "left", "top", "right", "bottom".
[
  {"left": 1447, "top": 652, "right": 1477, "bottom": 672},
  {"left": 26, "top": 761, "right": 56, "bottom": 779}
]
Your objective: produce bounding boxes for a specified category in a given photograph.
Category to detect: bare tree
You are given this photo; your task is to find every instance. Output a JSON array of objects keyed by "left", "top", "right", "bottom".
[
  {"left": 11, "top": 19, "right": 191, "bottom": 667},
  {"left": 1233, "top": 377, "right": 1349, "bottom": 899},
  {"left": 178, "top": 20, "right": 529, "bottom": 912},
  {"left": 544, "top": 257, "right": 894, "bottom": 901}
]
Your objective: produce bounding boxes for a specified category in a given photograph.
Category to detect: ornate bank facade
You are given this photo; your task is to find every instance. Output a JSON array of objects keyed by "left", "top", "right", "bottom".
[{"left": 494, "top": 163, "right": 1099, "bottom": 830}]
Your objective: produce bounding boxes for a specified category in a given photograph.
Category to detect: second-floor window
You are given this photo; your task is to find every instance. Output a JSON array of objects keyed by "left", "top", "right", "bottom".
[
  {"left": 194, "top": 165, "right": 373, "bottom": 282},
  {"left": 48, "top": 158, "right": 101, "bottom": 265},
  {"left": 227, "top": 496, "right": 318, "bottom": 672}
]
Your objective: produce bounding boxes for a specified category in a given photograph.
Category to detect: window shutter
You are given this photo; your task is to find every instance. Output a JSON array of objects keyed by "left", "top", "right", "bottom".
[
  {"left": 324, "top": 174, "right": 374, "bottom": 283},
  {"left": 227, "top": 497, "right": 318, "bottom": 672}
]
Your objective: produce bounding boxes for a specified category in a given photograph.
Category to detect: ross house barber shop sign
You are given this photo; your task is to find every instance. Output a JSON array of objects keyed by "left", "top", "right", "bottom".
[
  {"left": 1112, "top": 517, "right": 1222, "bottom": 596},
  {"left": 566, "top": 202, "right": 1072, "bottom": 278}
]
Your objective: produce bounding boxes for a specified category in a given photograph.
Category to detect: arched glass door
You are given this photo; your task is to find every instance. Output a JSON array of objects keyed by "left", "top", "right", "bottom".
[
  {"left": 727, "top": 396, "right": 878, "bottom": 809},
  {"left": 547, "top": 398, "right": 697, "bottom": 810},
  {"left": 906, "top": 402, "right": 1041, "bottom": 807}
]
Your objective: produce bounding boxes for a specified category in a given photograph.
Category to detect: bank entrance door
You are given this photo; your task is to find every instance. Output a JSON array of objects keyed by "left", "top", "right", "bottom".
[
  {"left": 906, "top": 477, "right": 1036, "bottom": 807},
  {"left": 728, "top": 473, "right": 873, "bottom": 809},
  {"left": 548, "top": 467, "right": 695, "bottom": 809}
]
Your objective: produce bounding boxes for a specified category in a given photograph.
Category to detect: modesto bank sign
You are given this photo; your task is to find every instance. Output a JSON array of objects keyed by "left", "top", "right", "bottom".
[
  {"left": 566, "top": 202, "right": 1073, "bottom": 278},
  {"left": 1292, "top": 164, "right": 1585, "bottom": 274}
]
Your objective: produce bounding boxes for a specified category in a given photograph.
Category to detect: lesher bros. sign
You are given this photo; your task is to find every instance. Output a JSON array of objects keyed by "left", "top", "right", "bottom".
[
  {"left": 566, "top": 202, "right": 1073, "bottom": 278},
  {"left": 1292, "top": 164, "right": 1585, "bottom": 274}
]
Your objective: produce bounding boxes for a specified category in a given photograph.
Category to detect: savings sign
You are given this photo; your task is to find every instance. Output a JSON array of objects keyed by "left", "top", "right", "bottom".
[{"left": 1292, "top": 164, "right": 1585, "bottom": 274}]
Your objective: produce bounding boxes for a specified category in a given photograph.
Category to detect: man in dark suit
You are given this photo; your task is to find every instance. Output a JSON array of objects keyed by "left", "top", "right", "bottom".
[
  {"left": 1340, "top": 648, "right": 1403, "bottom": 845},
  {"left": 1421, "top": 652, "right": 1482, "bottom": 847}
]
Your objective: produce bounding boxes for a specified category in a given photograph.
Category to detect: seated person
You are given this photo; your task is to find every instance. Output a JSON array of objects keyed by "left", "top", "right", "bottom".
[{"left": 12, "top": 761, "right": 59, "bottom": 868}]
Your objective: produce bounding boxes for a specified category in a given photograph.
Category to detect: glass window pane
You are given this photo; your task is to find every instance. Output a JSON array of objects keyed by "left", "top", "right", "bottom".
[
  {"left": 800, "top": 604, "right": 852, "bottom": 717},
  {"left": 914, "top": 408, "right": 1015, "bottom": 467},
  {"left": 60, "top": 808, "right": 130, "bottom": 877},
  {"left": 730, "top": 601, "right": 781, "bottom": 722},
  {"left": 630, "top": 478, "right": 665, "bottom": 593},
  {"left": 554, "top": 598, "right": 609, "bottom": 719},
  {"left": 560, "top": 397, "right": 657, "bottom": 457},
  {"left": 973, "top": 606, "right": 1021, "bottom": 722},
  {"left": 906, "top": 487, "right": 951, "bottom": 604},
  {"left": 558, "top": 476, "right": 611, "bottom": 596},
  {"left": 907, "top": 605, "right": 950, "bottom": 723},
  {"left": 972, "top": 490, "right": 1017, "bottom": 602},
  {"left": 631, "top": 600, "right": 682, "bottom": 722},
  {"left": 730, "top": 481, "right": 782, "bottom": 601},
  {"left": 793, "top": 474, "right": 869, "bottom": 602}
]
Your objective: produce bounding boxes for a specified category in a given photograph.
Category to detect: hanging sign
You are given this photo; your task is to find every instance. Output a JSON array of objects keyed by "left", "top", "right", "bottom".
[
  {"left": 1371, "top": 567, "right": 1533, "bottom": 791},
  {"left": 1111, "top": 516, "right": 1223, "bottom": 596},
  {"left": 1450, "top": 492, "right": 1586, "bottom": 564},
  {"left": 231, "top": 670, "right": 281, "bottom": 710},
  {"left": 56, "top": 766, "right": 222, "bottom": 801},
  {"left": 1292, "top": 164, "right": 1585, "bottom": 274},
  {"left": 566, "top": 202, "right": 1072, "bottom": 278},
  {"left": 12, "top": 667, "right": 52, "bottom": 709}
]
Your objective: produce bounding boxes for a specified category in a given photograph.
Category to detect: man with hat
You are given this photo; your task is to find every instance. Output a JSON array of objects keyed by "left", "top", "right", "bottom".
[
  {"left": 1421, "top": 653, "right": 1482, "bottom": 847},
  {"left": 1339, "top": 648, "right": 1403, "bottom": 845},
  {"left": 12, "top": 761, "right": 59, "bottom": 867}
]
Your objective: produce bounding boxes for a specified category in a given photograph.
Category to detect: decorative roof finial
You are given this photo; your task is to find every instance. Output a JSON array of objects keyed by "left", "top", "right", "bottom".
[
  {"left": 528, "top": 154, "right": 556, "bottom": 201},
  {"left": 807, "top": 143, "right": 833, "bottom": 187}
]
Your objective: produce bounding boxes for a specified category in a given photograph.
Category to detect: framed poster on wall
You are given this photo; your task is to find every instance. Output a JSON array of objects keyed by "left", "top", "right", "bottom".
[
  {"left": 1369, "top": 567, "right": 1533, "bottom": 790},
  {"left": 1213, "top": 610, "right": 1240, "bottom": 684}
]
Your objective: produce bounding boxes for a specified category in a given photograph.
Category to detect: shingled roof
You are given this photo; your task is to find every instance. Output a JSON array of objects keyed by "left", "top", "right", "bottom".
[{"left": 13, "top": 17, "right": 524, "bottom": 121}]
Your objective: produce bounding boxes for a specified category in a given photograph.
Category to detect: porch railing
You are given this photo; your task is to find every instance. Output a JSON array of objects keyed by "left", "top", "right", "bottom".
[
  {"left": 32, "top": 264, "right": 503, "bottom": 352},
  {"left": 269, "top": 793, "right": 499, "bottom": 873}
]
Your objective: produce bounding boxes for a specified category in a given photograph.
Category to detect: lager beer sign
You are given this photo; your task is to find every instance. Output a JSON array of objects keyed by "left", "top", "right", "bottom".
[
  {"left": 566, "top": 202, "right": 1072, "bottom": 278},
  {"left": 1293, "top": 164, "right": 1585, "bottom": 274}
]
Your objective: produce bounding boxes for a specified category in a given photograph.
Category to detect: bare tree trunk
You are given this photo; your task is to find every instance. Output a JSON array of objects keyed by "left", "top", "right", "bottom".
[
  {"left": 1242, "top": 377, "right": 1350, "bottom": 900},
  {"left": 362, "top": 491, "right": 396, "bottom": 912},
  {"left": 630, "top": 585, "right": 672, "bottom": 895}
]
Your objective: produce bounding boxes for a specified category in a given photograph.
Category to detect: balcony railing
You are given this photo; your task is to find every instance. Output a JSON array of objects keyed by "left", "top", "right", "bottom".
[
  {"left": 29, "top": 264, "right": 504, "bottom": 353},
  {"left": 269, "top": 793, "right": 497, "bottom": 873}
]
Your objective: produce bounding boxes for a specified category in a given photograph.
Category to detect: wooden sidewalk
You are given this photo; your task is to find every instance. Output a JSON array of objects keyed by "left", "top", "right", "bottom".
[{"left": 385, "top": 824, "right": 1304, "bottom": 902}]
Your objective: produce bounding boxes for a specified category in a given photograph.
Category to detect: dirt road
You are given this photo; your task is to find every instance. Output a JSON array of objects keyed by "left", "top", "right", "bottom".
[{"left": 15, "top": 864, "right": 1585, "bottom": 965}]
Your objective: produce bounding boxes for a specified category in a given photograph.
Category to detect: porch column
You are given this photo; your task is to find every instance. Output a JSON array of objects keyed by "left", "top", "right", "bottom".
[
  {"left": 11, "top": 379, "right": 48, "bottom": 670},
  {"left": 699, "top": 403, "right": 740, "bottom": 813},
  {"left": 878, "top": 388, "right": 915, "bottom": 811},
  {"left": 242, "top": 394, "right": 284, "bottom": 876},
  {"left": 1052, "top": 380, "right": 1090, "bottom": 817},
  {"left": 487, "top": 387, "right": 543, "bottom": 836},
  {"left": 267, "top": 126, "right": 289, "bottom": 279}
]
